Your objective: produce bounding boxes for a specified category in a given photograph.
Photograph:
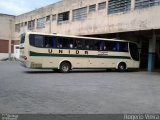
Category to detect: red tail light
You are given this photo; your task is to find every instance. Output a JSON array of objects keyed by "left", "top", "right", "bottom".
[{"left": 23, "top": 56, "right": 27, "bottom": 60}]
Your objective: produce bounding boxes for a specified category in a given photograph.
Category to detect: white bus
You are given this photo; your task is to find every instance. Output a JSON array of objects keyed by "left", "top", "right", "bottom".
[{"left": 20, "top": 32, "right": 140, "bottom": 73}]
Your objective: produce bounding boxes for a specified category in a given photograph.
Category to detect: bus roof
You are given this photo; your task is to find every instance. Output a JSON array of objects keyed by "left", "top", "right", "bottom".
[{"left": 25, "top": 32, "right": 136, "bottom": 43}]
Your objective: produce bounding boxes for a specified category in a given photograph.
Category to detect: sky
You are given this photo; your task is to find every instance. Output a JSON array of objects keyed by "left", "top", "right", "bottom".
[{"left": 0, "top": 0, "right": 61, "bottom": 15}]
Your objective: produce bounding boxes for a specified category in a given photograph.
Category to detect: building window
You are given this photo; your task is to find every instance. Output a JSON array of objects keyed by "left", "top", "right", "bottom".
[
  {"left": 52, "top": 14, "right": 56, "bottom": 21},
  {"left": 15, "top": 24, "right": 20, "bottom": 32},
  {"left": 108, "top": 0, "right": 131, "bottom": 14},
  {"left": 37, "top": 18, "right": 45, "bottom": 28},
  {"left": 135, "top": 0, "right": 160, "bottom": 9},
  {"left": 89, "top": 4, "right": 96, "bottom": 13},
  {"left": 46, "top": 15, "right": 50, "bottom": 21},
  {"left": 28, "top": 20, "right": 35, "bottom": 30},
  {"left": 98, "top": 2, "right": 106, "bottom": 10},
  {"left": 58, "top": 11, "right": 70, "bottom": 23},
  {"left": 20, "top": 22, "right": 23, "bottom": 27},
  {"left": 73, "top": 7, "right": 87, "bottom": 21},
  {"left": 25, "top": 22, "right": 27, "bottom": 26}
]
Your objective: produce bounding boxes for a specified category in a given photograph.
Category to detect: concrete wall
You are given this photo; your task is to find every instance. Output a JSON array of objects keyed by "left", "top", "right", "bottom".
[
  {"left": 0, "top": 14, "right": 15, "bottom": 40},
  {"left": 14, "top": 0, "right": 160, "bottom": 40},
  {"left": 0, "top": 14, "right": 15, "bottom": 59}
]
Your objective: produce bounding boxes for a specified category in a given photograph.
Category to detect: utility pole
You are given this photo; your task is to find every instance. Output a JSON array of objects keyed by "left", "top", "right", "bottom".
[{"left": 9, "top": 19, "right": 12, "bottom": 60}]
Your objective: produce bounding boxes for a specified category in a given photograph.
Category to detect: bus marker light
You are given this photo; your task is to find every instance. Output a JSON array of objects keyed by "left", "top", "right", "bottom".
[{"left": 23, "top": 56, "right": 27, "bottom": 60}]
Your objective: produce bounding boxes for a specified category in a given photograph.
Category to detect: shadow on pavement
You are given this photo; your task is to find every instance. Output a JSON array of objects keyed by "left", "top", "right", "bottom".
[{"left": 23, "top": 69, "right": 138, "bottom": 74}]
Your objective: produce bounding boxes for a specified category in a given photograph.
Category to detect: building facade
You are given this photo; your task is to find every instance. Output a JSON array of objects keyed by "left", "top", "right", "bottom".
[
  {"left": 0, "top": 14, "right": 16, "bottom": 59},
  {"left": 0, "top": 0, "right": 160, "bottom": 71}
]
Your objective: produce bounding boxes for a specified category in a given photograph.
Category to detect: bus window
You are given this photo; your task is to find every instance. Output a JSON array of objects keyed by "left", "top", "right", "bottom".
[
  {"left": 120, "top": 42, "right": 128, "bottom": 52},
  {"left": 115, "top": 42, "right": 129, "bottom": 52},
  {"left": 53, "top": 36, "right": 57, "bottom": 48},
  {"left": 75, "top": 39, "right": 83, "bottom": 49},
  {"left": 85, "top": 40, "right": 90, "bottom": 50},
  {"left": 29, "top": 34, "right": 44, "bottom": 48},
  {"left": 35, "top": 35, "right": 44, "bottom": 48},
  {"left": 89, "top": 40, "right": 94, "bottom": 50},
  {"left": 99, "top": 41, "right": 105, "bottom": 51},
  {"left": 93, "top": 40, "right": 100, "bottom": 50},
  {"left": 115, "top": 43, "right": 120, "bottom": 51},
  {"left": 68, "top": 38, "right": 74, "bottom": 49},
  {"left": 29, "top": 34, "right": 34, "bottom": 46},
  {"left": 57, "top": 36, "right": 71, "bottom": 49},
  {"left": 105, "top": 41, "right": 117, "bottom": 51},
  {"left": 105, "top": 41, "right": 128, "bottom": 52},
  {"left": 45, "top": 36, "right": 53, "bottom": 48},
  {"left": 63, "top": 37, "right": 70, "bottom": 49},
  {"left": 57, "top": 37, "right": 63, "bottom": 48}
]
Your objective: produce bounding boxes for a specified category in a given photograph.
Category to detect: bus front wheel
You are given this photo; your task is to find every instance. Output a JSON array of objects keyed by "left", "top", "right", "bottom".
[
  {"left": 118, "top": 62, "right": 126, "bottom": 72},
  {"left": 60, "top": 62, "right": 71, "bottom": 73}
]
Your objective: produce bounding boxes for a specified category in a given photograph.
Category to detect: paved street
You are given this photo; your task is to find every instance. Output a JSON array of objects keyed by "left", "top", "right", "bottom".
[{"left": 0, "top": 61, "right": 160, "bottom": 114}]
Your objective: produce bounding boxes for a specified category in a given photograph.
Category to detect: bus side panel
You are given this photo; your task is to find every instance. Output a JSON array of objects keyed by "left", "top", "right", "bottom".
[{"left": 42, "top": 57, "right": 88, "bottom": 69}]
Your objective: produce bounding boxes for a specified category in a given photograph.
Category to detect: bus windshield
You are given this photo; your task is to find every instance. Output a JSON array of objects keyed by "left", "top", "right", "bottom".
[{"left": 129, "top": 43, "right": 139, "bottom": 61}]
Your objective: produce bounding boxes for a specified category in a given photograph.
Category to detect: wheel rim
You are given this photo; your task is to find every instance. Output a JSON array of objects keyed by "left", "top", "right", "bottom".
[
  {"left": 118, "top": 63, "right": 126, "bottom": 71},
  {"left": 62, "top": 65, "right": 69, "bottom": 72},
  {"left": 60, "top": 62, "right": 70, "bottom": 73},
  {"left": 120, "top": 65, "right": 124, "bottom": 70}
]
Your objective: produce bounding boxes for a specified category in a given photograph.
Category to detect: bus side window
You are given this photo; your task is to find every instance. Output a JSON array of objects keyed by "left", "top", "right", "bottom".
[
  {"left": 57, "top": 37, "right": 63, "bottom": 48},
  {"left": 113, "top": 42, "right": 117, "bottom": 51},
  {"left": 104, "top": 41, "right": 109, "bottom": 51},
  {"left": 45, "top": 40, "right": 50, "bottom": 48},
  {"left": 106, "top": 41, "right": 117, "bottom": 51},
  {"left": 99, "top": 41, "right": 105, "bottom": 51},
  {"left": 105, "top": 41, "right": 111, "bottom": 51},
  {"left": 68, "top": 38, "right": 74, "bottom": 49},
  {"left": 62, "top": 37, "right": 67, "bottom": 48},
  {"left": 85, "top": 40, "right": 90, "bottom": 50},
  {"left": 89, "top": 40, "right": 94, "bottom": 50},
  {"left": 29, "top": 34, "right": 35, "bottom": 46},
  {"left": 75, "top": 39, "right": 82, "bottom": 49},
  {"left": 93, "top": 40, "right": 100, "bottom": 50},
  {"left": 45, "top": 36, "right": 53, "bottom": 48},
  {"left": 121, "top": 42, "right": 128, "bottom": 52},
  {"left": 34, "top": 35, "right": 44, "bottom": 48},
  {"left": 69, "top": 43, "right": 73, "bottom": 49},
  {"left": 53, "top": 36, "right": 57, "bottom": 48},
  {"left": 115, "top": 43, "right": 120, "bottom": 52}
]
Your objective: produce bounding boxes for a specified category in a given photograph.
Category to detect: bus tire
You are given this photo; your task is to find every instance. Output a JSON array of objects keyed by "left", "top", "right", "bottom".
[
  {"left": 118, "top": 62, "right": 126, "bottom": 72},
  {"left": 60, "top": 62, "right": 71, "bottom": 73}
]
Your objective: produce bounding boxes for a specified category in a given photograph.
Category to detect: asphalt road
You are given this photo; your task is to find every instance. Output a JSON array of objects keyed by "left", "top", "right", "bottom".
[{"left": 0, "top": 61, "right": 160, "bottom": 114}]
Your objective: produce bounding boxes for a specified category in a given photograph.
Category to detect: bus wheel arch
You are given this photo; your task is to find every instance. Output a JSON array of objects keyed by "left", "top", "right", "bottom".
[
  {"left": 59, "top": 61, "right": 72, "bottom": 73},
  {"left": 117, "top": 62, "right": 127, "bottom": 72}
]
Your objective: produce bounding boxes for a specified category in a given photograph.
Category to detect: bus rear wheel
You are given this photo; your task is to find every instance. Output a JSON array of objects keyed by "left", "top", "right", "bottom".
[
  {"left": 118, "top": 63, "right": 126, "bottom": 72},
  {"left": 60, "top": 62, "right": 71, "bottom": 73}
]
